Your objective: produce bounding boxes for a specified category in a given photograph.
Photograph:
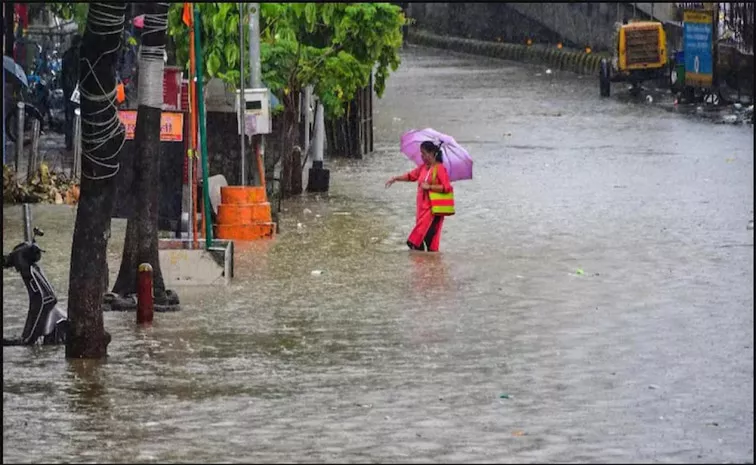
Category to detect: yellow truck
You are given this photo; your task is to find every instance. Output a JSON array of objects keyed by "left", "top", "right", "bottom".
[{"left": 600, "top": 21, "right": 669, "bottom": 97}]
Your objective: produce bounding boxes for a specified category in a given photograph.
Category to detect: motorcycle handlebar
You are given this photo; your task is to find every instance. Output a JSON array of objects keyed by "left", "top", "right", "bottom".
[{"left": 3, "top": 242, "right": 43, "bottom": 270}]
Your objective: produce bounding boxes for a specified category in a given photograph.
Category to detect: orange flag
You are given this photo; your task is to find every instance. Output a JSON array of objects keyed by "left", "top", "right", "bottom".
[
  {"left": 116, "top": 82, "right": 126, "bottom": 104},
  {"left": 182, "top": 2, "right": 193, "bottom": 27}
]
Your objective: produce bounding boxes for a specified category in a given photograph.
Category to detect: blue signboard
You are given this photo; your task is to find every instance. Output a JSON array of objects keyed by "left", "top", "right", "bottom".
[{"left": 683, "top": 9, "right": 714, "bottom": 87}]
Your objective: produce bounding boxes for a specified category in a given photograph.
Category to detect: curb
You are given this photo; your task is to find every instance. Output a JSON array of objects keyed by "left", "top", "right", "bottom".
[{"left": 407, "top": 29, "right": 607, "bottom": 77}]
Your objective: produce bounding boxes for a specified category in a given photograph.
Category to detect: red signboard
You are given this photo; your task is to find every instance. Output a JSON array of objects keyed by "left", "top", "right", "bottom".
[
  {"left": 181, "top": 80, "right": 190, "bottom": 112},
  {"left": 118, "top": 111, "right": 184, "bottom": 142},
  {"left": 163, "top": 67, "right": 182, "bottom": 110},
  {"left": 15, "top": 4, "right": 28, "bottom": 29}
]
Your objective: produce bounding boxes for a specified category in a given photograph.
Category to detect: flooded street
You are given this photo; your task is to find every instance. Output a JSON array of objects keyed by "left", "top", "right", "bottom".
[{"left": 3, "top": 45, "right": 754, "bottom": 463}]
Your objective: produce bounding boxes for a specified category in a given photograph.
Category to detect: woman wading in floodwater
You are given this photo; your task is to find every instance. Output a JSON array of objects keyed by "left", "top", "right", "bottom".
[{"left": 386, "top": 141, "right": 453, "bottom": 252}]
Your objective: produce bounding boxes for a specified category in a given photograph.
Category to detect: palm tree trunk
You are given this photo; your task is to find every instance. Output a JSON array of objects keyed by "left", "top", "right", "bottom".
[{"left": 66, "top": 2, "right": 127, "bottom": 359}]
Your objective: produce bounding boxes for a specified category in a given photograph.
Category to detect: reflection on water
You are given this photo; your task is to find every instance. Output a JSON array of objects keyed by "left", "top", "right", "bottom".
[
  {"left": 3, "top": 46, "right": 754, "bottom": 463},
  {"left": 408, "top": 251, "right": 454, "bottom": 296}
]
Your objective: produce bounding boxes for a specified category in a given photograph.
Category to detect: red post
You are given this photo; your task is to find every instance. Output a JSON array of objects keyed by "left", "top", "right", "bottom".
[{"left": 137, "top": 263, "right": 154, "bottom": 325}]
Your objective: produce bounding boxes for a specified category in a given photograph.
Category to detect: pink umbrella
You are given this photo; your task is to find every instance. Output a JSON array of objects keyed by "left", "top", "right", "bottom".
[
  {"left": 133, "top": 14, "right": 145, "bottom": 28},
  {"left": 400, "top": 128, "right": 473, "bottom": 182}
]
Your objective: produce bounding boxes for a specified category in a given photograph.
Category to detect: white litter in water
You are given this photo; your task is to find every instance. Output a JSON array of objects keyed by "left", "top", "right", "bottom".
[
  {"left": 645, "top": 95, "right": 654, "bottom": 104},
  {"left": 297, "top": 222, "right": 303, "bottom": 229},
  {"left": 303, "top": 208, "right": 312, "bottom": 215},
  {"left": 722, "top": 114, "right": 738, "bottom": 123},
  {"left": 545, "top": 69, "right": 552, "bottom": 74},
  {"left": 311, "top": 270, "right": 323, "bottom": 276}
]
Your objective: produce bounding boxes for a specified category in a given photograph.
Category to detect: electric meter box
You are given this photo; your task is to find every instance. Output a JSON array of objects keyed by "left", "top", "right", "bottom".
[{"left": 236, "top": 88, "right": 272, "bottom": 135}]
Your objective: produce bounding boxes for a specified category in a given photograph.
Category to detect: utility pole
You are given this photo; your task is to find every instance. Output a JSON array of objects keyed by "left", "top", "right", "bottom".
[
  {"left": 2, "top": 2, "right": 6, "bottom": 166},
  {"left": 238, "top": 2, "right": 246, "bottom": 186},
  {"left": 313, "top": 103, "right": 325, "bottom": 166},
  {"left": 306, "top": 102, "right": 330, "bottom": 193},
  {"left": 248, "top": 3, "right": 264, "bottom": 187},
  {"left": 303, "top": 85, "right": 313, "bottom": 156},
  {"left": 249, "top": 3, "right": 261, "bottom": 89}
]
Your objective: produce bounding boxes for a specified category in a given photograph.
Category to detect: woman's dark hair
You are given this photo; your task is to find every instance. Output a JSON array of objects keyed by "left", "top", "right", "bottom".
[{"left": 420, "top": 140, "right": 443, "bottom": 162}]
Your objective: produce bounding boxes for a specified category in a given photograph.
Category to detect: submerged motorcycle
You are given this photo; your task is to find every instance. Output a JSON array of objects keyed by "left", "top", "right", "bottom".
[{"left": 3, "top": 223, "right": 69, "bottom": 347}]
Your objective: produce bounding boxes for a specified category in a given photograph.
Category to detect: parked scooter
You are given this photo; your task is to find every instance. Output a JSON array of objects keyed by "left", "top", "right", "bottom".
[{"left": 3, "top": 211, "right": 69, "bottom": 347}]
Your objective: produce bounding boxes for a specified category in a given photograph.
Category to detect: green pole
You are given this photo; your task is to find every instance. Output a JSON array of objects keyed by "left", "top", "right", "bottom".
[{"left": 194, "top": 7, "right": 214, "bottom": 248}]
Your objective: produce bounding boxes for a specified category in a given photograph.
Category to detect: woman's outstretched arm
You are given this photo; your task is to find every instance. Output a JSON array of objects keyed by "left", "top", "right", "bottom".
[{"left": 386, "top": 166, "right": 422, "bottom": 188}]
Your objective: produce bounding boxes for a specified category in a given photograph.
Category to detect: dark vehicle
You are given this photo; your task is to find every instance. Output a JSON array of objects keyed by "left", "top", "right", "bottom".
[{"left": 3, "top": 224, "right": 69, "bottom": 347}]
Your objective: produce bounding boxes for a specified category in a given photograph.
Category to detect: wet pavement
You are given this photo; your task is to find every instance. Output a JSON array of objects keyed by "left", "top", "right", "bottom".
[{"left": 3, "top": 45, "right": 754, "bottom": 463}]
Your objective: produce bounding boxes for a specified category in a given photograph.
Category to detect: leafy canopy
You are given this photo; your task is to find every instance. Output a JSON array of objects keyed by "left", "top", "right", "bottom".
[{"left": 166, "top": 3, "right": 405, "bottom": 117}]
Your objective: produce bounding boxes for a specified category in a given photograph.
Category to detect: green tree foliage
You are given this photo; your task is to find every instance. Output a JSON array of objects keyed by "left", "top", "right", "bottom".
[{"left": 166, "top": 2, "right": 405, "bottom": 118}]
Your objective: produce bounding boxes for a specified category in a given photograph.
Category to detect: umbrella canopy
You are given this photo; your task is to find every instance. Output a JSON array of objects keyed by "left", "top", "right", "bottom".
[
  {"left": 3, "top": 56, "right": 28, "bottom": 88},
  {"left": 400, "top": 128, "right": 473, "bottom": 182}
]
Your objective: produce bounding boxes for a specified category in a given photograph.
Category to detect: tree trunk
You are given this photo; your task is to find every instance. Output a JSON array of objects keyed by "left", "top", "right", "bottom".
[
  {"left": 110, "top": 2, "right": 178, "bottom": 310},
  {"left": 290, "top": 146, "right": 303, "bottom": 195},
  {"left": 339, "top": 116, "right": 348, "bottom": 157},
  {"left": 66, "top": 2, "right": 127, "bottom": 359},
  {"left": 325, "top": 119, "right": 336, "bottom": 158},
  {"left": 349, "top": 99, "right": 361, "bottom": 159},
  {"left": 280, "top": 93, "right": 300, "bottom": 198}
]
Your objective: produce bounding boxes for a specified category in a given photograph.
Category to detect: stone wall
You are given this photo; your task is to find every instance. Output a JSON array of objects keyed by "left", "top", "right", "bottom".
[
  {"left": 409, "top": 3, "right": 569, "bottom": 47},
  {"left": 408, "top": 2, "right": 632, "bottom": 52}
]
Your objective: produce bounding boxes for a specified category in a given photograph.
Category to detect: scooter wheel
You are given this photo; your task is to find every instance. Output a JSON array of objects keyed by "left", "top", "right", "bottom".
[{"left": 599, "top": 59, "right": 611, "bottom": 98}]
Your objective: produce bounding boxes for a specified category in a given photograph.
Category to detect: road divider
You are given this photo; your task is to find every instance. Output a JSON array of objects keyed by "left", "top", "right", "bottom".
[{"left": 407, "top": 29, "right": 606, "bottom": 76}]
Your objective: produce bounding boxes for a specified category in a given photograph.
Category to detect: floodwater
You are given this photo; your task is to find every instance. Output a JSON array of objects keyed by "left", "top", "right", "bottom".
[{"left": 3, "top": 46, "right": 754, "bottom": 463}]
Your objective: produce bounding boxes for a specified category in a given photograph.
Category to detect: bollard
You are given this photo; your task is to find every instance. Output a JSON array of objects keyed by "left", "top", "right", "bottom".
[
  {"left": 136, "top": 263, "right": 154, "bottom": 325},
  {"left": 28, "top": 118, "right": 41, "bottom": 180},
  {"left": 15, "top": 102, "right": 25, "bottom": 173},
  {"left": 72, "top": 107, "right": 82, "bottom": 181}
]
